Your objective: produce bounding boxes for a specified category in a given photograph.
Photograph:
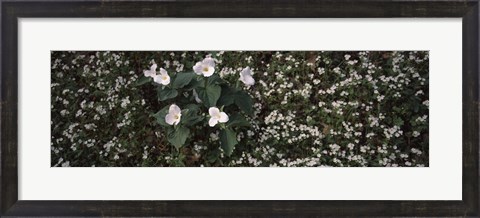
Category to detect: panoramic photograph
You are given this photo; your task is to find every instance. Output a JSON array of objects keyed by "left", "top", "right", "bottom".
[{"left": 51, "top": 51, "right": 429, "bottom": 167}]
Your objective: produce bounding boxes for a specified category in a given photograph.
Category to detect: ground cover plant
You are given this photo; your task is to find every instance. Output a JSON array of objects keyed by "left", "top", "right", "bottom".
[{"left": 51, "top": 51, "right": 429, "bottom": 167}]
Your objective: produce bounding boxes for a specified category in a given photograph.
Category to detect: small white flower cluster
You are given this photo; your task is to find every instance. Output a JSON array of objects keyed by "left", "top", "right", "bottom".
[
  {"left": 383, "top": 125, "right": 403, "bottom": 139},
  {"left": 51, "top": 51, "right": 150, "bottom": 166},
  {"left": 416, "top": 115, "right": 428, "bottom": 123},
  {"left": 225, "top": 51, "right": 429, "bottom": 167}
]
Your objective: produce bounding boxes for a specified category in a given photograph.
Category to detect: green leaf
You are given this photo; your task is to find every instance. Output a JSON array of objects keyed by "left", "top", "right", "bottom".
[
  {"left": 206, "top": 149, "right": 220, "bottom": 163},
  {"left": 167, "top": 126, "right": 190, "bottom": 149},
  {"left": 218, "top": 85, "right": 237, "bottom": 106},
  {"left": 152, "top": 105, "right": 170, "bottom": 126},
  {"left": 186, "top": 114, "right": 203, "bottom": 126},
  {"left": 219, "top": 128, "right": 238, "bottom": 156},
  {"left": 183, "top": 77, "right": 200, "bottom": 90},
  {"left": 184, "top": 103, "right": 199, "bottom": 111},
  {"left": 227, "top": 113, "right": 250, "bottom": 128},
  {"left": 394, "top": 117, "right": 404, "bottom": 126},
  {"left": 181, "top": 105, "right": 203, "bottom": 126},
  {"left": 234, "top": 91, "right": 254, "bottom": 115},
  {"left": 158, "top": 87, "right": 178, "bottom": 101},
  {"left": 135, "top": 76, "right": 151, "bottom": 86},
  {"left": 172, "top": 72, "right": 195, "bottom": 89},
  {"left": 206, "top": 84, "right": 222, "bottom": 106},
  {"left": 208, "top": 74, "right": 227, "bottom": 85},
  {"left": 196, "top": 83, "right": 221, "bottom": 107}
]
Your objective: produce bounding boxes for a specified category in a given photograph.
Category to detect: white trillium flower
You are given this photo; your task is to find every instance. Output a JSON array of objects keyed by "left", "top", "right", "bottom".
[
  {"left": 239, "top": 67, "right": 255, "bottom": 86},
  {"left": 208, "top": 107, "right": 229, "bottom": 127},
  {"left": 165, "top": 104, "right": 182, "bottom": 126},
  {"left": 153, "top": 68, "right": 171, "bottom": 85},
  {"left": 193, "top": 57, "right": 216, "bottom": 77},
  {"left": 144, "top": 64, "right": 157, "bottom": 78}
]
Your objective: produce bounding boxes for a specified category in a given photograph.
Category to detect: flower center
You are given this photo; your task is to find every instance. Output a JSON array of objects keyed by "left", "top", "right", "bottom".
[
  {"left": 203, "top": 67, "right": 209, "bottom": 72},
  {"left": 174, "top": 115, "right": 180, "bottom": 120},
  {"left": 162, "top": 76, "right": 168, "bottom": 80}
]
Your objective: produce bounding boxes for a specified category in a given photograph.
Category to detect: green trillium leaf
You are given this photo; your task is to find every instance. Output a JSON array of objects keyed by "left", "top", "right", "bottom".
[
  {"left": 218, "top": 85, "right": 237, "bottom": 106},
  {"left": 219, "top": 128, "right": 238, "bottom": 156},
  {"left": 208, "top": 74, "right": 227, "bottom": 85},
  {"left": 167, "top": 126, "right": 190, "bottom": 149},
  {"left": 152, "top": 105, "right": 171, "bottom": 126},
  {"left": 227, "top": 113, "right": 250, "bottom": 128},
  {"left": 135, "top": 76, "right": 151, "bottom": 86},
  {"left": 234, "top": 91, "right": 254, "bottom": 116},
  {"left": 183, "top": 77, "right": 201, "bottom": 90},
  {"left": 181, "top": 105, "right": 203, "bottom": 126},
  {"left": 196, "top": 83, "right": 221, "bottom": 107},
  {"left": 172, "top": 72, "right": 195, "bottom": 89},
  {"left": 158, "top": 87, "right": 178, "bottom": 101}
]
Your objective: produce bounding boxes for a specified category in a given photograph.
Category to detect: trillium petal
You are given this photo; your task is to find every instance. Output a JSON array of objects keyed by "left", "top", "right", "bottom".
[
  {"left": 219, "top": 112, "right": 229, "bottom": 123},
  {"left": 209, "top": 107, "right": 220, "bottom": 116},
  {"left": 153, "top": 69, "right": 171, "bottom": 85},
  {"left": 209, "top": 117, "right": 219, "bottom": 127},
  {"left": 203, "top": 57, "right": 216, "bottom": 67},
  {"left": 144, "top": 70, "right": 155, "bottom": 78},
  {"left": 153, "top": 75, "right": 161, "bottom": 83},
  {"left": 153, "top": 75, "right": 169, "bottom": 85},
  {"left": 144, "top": 64, "right": 158, "bottom": 78},
  {"left": 165, "top": 114, "right": 176, "bottom": 125},
  {"left": 244, "top": 75, "right": 255, "bottom": 86},
  {"left": 239, "top": 67, "right": 255, "bottom": 86},
  {"left": 240, "top": 67, "right": 250, "bottom": 77},
  {"left": 161, "top": 76, "right": 170, "bottom": 85},
  {"left": 169, "top": 104, "right": 181, "bottom": 115},
  {"left": 173, "top": 116, "right": 181, "bottom": 125},
  {"left": 203, "top": 66, "right": 215, "bottom": 77},
  {"left": 150, "top": 64, "right": 157, "bottom": 72},
  {"left": 159, "top": 68, "right": 168, "bottom": 75},
  {"left": 241, "top": 67, "right": 250, "bottom": 75},
  {"left": 193, "top": 62, "right": 203, "bottom": 75}
]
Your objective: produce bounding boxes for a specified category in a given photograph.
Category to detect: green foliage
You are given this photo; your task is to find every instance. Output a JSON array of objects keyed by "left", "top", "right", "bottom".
[
  {"left": 135, "top": 76, "right": 151, "bottom": 86},
  {"left": 227, "top": 114, "right": 250, "bottom": 128},
  {"left": 172, "top": 72, "right": 195, "bottom": 88},
  {"left": 234, "top": 90, "right": 254, "bottom": 116},
  {"left": 167, "top": 126, "right": 190, "bottom": 149},
  {"left": 196, "top": 84, "right": 221, "bottom": 107},
  {"left": 181, "top": 105, "right": 203, "bottom": 127},
  {"left": 157, "top": 87, "right": 178, "bottom": 101},
  {"left": 153, "top": 105, "right": 171, "bottom": 126},
  {"left": 136, "top": 60, "right": 253, "bottom": 153},
  {"left": 220, "top": 128, "right": 238, "bottom": 156},
  {"left": 218, "top": 85, "right": 236, "bottom": 106}
]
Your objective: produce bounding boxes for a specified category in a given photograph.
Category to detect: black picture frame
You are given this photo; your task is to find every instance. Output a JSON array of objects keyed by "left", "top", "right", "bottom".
[{"left": 1, "top": 0, "right": 479, "bottom": 216}]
